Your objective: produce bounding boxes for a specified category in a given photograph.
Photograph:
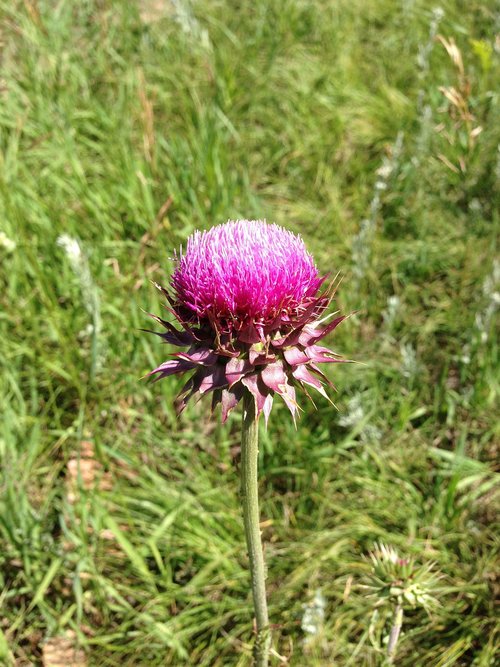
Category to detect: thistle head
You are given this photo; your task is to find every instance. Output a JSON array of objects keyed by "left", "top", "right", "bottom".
[
  {"left": 146, "top": 220, "right": 347, "bottom": 422},
  {"left": 171, "top": 220, "right": 323, "bottom": 337},
  {"left": 363, "top": 543, "right": 442, "bottom": 612}
]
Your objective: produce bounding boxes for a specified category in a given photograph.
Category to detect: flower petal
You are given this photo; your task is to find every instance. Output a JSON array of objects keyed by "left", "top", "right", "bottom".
[
  {"left": 174, "top": 373, "right": 202, "bottom": 414},
  {"left": 278, "top": 383, "right": 299, "bottom": 422},
  {"left": 237, "top": 323, "right": 262, "bottom": 344},
  {"left": 241, "top": 374, "right": 270, "bottom": 415},
  {"left": 199, "top": 365, "right": 227, "bottom": 394},
  {"left": 283, "top": 347, "right": 310, "bottom": 366},
  {"left": 248, "top": 344, "right": 276, "bottom": 365},
  {"left": 309, "top": 364, "right": 337, "bottom": 390},
  {"left": 225, "top": 357, "right": 252, "bottom": 385},
  {"left": 147, "top": 359, "right": 194, "bottom": 381},
  {"left": 298, "top": 315, "right": 346, "bottom": 346},
  {"left": 140, "top": 328, "right": 193, "bottom": 347},
  {"left": 176, "top": 349, "right": 218, "bottom": 366},
  {"left": 145, "top": 311, "right": 195, "bottom": 345},
  {"left": 220, "top": 386, "right": 244, "bottom": 422},
  {"left": 261, "top": 362, "right": 298, "bottom": 422},
  {"left": 260, "top": 360, "right": 287, "bottom": 393},
  {"left": 262, "top": 394, "right": 273, "bottom": 427},
  {"left": 306, "top": 344, "right": 344, "bottom": 363},
  {"left": 291, "top": 364, "right": 329, "bottom": 399}
]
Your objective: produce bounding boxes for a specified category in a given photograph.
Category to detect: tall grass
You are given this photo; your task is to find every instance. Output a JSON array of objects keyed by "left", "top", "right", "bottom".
[{"left": 0, "top": 1, "right": 498, "bottom": 665}]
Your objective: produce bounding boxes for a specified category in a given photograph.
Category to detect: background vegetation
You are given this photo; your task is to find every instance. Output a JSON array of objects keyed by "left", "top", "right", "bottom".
[{"left": 0, "top": 0, "right": 498, "bottom": 664}]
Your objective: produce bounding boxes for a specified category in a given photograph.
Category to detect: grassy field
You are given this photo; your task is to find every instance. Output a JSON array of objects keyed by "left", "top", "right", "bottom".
[{"left": 0, "top": 0, "right": 499, "bottom": 665}]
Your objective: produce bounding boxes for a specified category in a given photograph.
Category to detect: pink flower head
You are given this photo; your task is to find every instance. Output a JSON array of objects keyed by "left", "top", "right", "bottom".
[
  {"left": 171, "top": 221, "right": 323, "bottom": 338},
  {"left": 146, "top": 220, "right": 347, "bottom": 422}
]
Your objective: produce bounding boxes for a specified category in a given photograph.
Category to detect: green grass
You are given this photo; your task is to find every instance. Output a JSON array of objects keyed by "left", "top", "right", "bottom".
[{"left": 0, "top": 0, "right": 498, "bottom": 664}]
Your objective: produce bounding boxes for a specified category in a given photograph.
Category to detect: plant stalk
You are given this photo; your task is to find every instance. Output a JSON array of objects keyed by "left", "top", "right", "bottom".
[
  {"left": 386, "top": 602, "right": 403, "bottom": 663},
  {"left": 240, "top": 391, "right": 271, "bottom": 667}
]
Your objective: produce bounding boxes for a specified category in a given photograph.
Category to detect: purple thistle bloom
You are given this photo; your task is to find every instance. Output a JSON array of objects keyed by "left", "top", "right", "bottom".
[
  {"left": 146, "top": 220, "right": 347, "bottom": 423},
  {"left": 172, "top": 221, "right": 323, "bottom": 334}
]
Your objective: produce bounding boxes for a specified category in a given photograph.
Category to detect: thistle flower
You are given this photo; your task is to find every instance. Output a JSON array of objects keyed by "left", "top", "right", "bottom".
[
  {"left": 363, "top": 543, "right": 441, "bottom": 612},
  {"left": 146, "top": 220, "right": 346, "bottom": 422},
  {"left": 361, "top": 543, "right": 442, "bottom": 663},
  {"left": 145, "top": 220, "right": 350, "bottom": 665}
]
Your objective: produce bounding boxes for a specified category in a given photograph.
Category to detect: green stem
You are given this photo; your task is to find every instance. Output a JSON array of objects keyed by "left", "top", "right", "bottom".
[
  {"left": 241, "top": 391, "right": 271, "bottom": 667},
  {"left": 386, "top": 603, "right": 403, "bottom": 663}
]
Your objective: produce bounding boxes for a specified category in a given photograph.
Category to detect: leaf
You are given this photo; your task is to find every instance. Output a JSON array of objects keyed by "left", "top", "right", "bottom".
[{"left": 103, "top": 516, "right": 155, "bottom": 585}]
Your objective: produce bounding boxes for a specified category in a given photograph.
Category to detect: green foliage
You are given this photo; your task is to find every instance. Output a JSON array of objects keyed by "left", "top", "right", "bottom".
[{"left": 0, "top": 0, "right": 498, "bottom": 664}]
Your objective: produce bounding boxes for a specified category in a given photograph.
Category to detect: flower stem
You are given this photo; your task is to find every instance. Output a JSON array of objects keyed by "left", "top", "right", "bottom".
[
  {"left": 240, "top": 391, "right": 271, "bottom": 667},
  {"left": 386, "top": 603, "right": 403, "bottom": 663}
]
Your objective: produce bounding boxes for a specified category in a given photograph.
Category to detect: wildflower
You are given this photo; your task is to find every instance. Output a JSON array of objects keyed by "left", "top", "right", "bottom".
[
  {"left": 362, "top": 543, "right": 442, "bottom": 663},
  {"left": 146, "top": 220, "right": 346, "bottom": 422},
  {"left": 145, "top": 220, "right": 352, "bottom": 666},
  {"left": 363, "top": 543, "right": 441, "bottom": 611}
]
